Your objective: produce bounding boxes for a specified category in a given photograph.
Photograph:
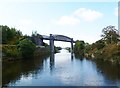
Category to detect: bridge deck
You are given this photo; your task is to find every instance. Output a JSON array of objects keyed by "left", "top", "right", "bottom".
[
  {"left": 43, "top": 38, "right": 75, "bottom": 43},
  {"left": 42, "top": 35, "right": 76, "bottom": 43}
]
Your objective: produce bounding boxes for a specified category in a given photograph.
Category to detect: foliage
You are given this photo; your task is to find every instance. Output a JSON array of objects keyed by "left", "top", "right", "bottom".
[
  {"left": 1, "top": 26, "right": 8, "bottom": 44},
  {"left": 56, "top": 46, "right": 62, "bottom": 50},
  {"left": 65, "top": 47, "right": 71, "bottom": 52},
  {"left": 84, "top": 25, "right": 120, "bottom": 64},
  {"left": 84, "top": 43, "right": 91, "bottom": 53},
  {"left": 2, "top": 45, "right": 21, "bottom": 58},
  {"left": 91, "top": 44, "right": 120, "bottom": 64},
  {"left": 101, "top": 25, "right": 120, "bottom": 44},
  {"left": 0, "top": 25, "right": 22, "bottom": 44},
  {"left": 54, "top": 46, "right": 62, "bottom": 53},
  {"left": 17, "top": 38, "right": 36, "bottom": 59},
  {"left": 101, "top": 44, "right": 120, "bottom": 61},
  {"left": 43, "top": 42, "right": 49, "bottom": 47},
  {"left": 34, "top": 47, "right": 50, "bottom": 57},
  {"left": 74, "top": 40, "right": 85, "bottom": 55},
  {"left": 94, "top": 39, "right": 105, "bottom": 50}
]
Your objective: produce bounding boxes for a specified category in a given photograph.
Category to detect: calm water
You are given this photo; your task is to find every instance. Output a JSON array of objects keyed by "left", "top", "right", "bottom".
[{"left": 2, "top": 49, "right": 120, "bottom": 86}]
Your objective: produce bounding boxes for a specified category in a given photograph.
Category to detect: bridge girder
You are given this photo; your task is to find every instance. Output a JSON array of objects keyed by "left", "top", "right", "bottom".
[
  {"left": 36, "top": 34, "right": 75, "bottom": 53},
  {"left": 41, "top": 34, "right": 76, "bottom": 43}
]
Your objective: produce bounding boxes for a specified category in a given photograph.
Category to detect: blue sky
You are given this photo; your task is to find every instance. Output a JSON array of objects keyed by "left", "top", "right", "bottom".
[{"left": 0, "top": 1, "right": 118, "bottom": 47}]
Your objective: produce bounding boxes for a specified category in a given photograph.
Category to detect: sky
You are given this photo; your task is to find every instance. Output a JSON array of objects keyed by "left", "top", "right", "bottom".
[{"left": 0, "top": 0, "right": 119, "bottom": 47}]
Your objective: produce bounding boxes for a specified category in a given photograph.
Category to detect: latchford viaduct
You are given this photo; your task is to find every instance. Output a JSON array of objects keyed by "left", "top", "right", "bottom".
[{"left": 32, "top": 34, "right": 76, "bottom": 53}]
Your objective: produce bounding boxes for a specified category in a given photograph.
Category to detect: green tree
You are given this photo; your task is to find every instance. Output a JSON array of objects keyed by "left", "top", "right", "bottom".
[
  {"left": 93, "top": 39, "right": 105, "bottom": 50},
  {"left": 17, "top": 38, "right": 36, "bottom": 59},
  {"left": 101, "top": 25, "right": 120, "bottom": 44},
  {"left": 0, "top": 25, "right": 9, "bottom": 44},
  {"left": 74, "top": 40, "right": 85, "bottom": 54},
  {"left": 0, "top": 25, "right": 22, "bottom": 44},
  {"left": 84, "top": 43, "right": 91, "bottom": 53}
]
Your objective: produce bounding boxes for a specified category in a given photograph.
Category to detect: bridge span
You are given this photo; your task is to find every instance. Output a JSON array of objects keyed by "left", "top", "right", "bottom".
[{"left": 32, "top": 34, "right": 76, "bottom": 53}]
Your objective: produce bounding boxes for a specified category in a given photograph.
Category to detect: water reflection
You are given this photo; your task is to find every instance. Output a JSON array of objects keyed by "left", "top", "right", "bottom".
[
  {"left": 94, "top": 60, "right": 120, "bottom": 81},
  {"left": 50, "top": 52, "right": 55, "bottom": 73},
  {"left": 2, "top": 49, "right": 120, "bottom": 86},
  {"left": 71, "top": 52, "right": 73, "bottom": 61},
  {"left": 2, "top": 55, "right": 49, "bottom": 86},
  {"left": 74, "top": 53, "right": 84, "bottom": 60}
]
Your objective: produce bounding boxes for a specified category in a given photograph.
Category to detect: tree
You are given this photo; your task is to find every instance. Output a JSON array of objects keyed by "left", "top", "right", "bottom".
[
  {"left": 74, "top": 40, "right": 85, "bottom": 54},
  {"left": 0, "top": 25, "right": 22, "bottom": 44},
  {"left": 93, "top": 39, "right": 105, "bottom": 50},
  {"left": 1, "top": 25, "right": 9, "bottom": 44},
  {"left": 101, "top": 25, "right": 120, "bottom": 44},
  {"left": 84, "top": 43, "right": 91, "bottom": 53},
  {"left": 17, "top": 38, "right": 36, "bottom": 59}
]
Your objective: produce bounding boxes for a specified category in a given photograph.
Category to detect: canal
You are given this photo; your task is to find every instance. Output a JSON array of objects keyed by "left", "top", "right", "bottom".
[{"left": 2, "top": 49, "right": 120, "bottom": 86}]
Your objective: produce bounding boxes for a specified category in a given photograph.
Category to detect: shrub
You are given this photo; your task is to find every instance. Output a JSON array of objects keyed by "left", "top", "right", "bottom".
[
  {"left": 74, "top": 40, "right": 85, "bottom": 55},
  {"left": 17, "top": 38, "right": 36, "bottom": 59},
  {"left": 2, "top": 45, "right": 21, "bottom": 58}
]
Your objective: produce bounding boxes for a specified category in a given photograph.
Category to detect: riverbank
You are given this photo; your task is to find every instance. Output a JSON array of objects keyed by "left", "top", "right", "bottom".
[
  {"left": 73, "top": 26, "right": 120, "bottom": 65},
  {"left": 85, "top": 44, "right": 120, "bottom": 64},
  {"left": 3, "top": 49, "right": 120, "bottom": 86},
  {"left": 2, "top": 45, "right": 51, "bottom": 62}
]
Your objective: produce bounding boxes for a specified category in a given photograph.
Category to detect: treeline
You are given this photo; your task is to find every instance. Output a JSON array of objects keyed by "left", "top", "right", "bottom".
[
  {"left": 1, "top": 25, "right": 61, "bottom": 61},
  {"left": 1, "top": 25, "right": 38, "bottom": 60},
  {"left": 1, "top": 25, "right": 22, "bottom": 44},
  {"left": 74, "top": 25, "right": 120, "bottom": 64}
]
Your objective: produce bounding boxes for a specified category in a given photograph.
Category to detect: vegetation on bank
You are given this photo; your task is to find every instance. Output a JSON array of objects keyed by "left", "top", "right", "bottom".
[
  {"left": 1, "top": 25, "right": 119, "bottom": 64},
  {"left": 1, "top": 25, "right": 22, "bottom": 44},
  {"left": 74, "top": 25, "right": 120, "bottom": 64},
  {"left": 74, "top": 40, "right": 85, "bottom": 55},
  {"left": 65, "top": 47, "right": 71, "bottom": 52},
  {"left": 1, "top": 25, "right": 23, "bottom": 60},
  {"left": 2, "top": 45, "right": 21, "bottom": 59},
  {"left": 1, "top": 25, "right": 61, "bottom": 61},
  {"left": 55, "top": 46, "right": 62, "bottom": 53},
  {"left": 17, "top": 38, "right": 36, "bottom": 59}
]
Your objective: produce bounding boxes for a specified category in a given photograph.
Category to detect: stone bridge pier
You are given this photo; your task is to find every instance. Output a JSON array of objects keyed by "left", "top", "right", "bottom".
[
  {"left": 50, "top": 34, "right": 54, "bottom": 53},
  {"left": 71, "top": 38, "right": 74, "bottom": 53},
  {"left": 49, "top": 34, "right": 74, "bottom": 53}
]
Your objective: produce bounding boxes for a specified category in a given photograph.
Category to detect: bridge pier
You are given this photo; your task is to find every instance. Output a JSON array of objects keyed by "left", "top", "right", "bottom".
[
  {"left": 71, "top": 38, "right": 74, "bottom": 53},
  {"left": 50, "top": 52, "right": 54, "bottom": 72},
  {"left": 50, "top": 34, "right": 54, "bottom": 53}
]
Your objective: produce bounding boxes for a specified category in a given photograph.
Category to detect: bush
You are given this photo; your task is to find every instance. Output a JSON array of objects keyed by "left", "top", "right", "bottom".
[
  {"left": 102, "top": 44, "right": 120, "bottom": 61},
  {"left": 17, "top": 38, "right": 36, "bottom": 59},
  {"left": 2, "top": 45, "right": 21, "bottom": 58},
  {"left": 74, "top": 40, "right": 85, "bottom": 55}
]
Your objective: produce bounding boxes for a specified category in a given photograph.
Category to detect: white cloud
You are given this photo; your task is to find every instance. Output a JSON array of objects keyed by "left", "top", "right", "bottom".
[
  {"left": 54, "top": 8, "right": 103, "bottom": 25},
  {"left": 56, "top": 16, "right": 80, "bottom": 25},
  {"left": 74, "top": 8, "right": 103, "bottom": 22}
]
